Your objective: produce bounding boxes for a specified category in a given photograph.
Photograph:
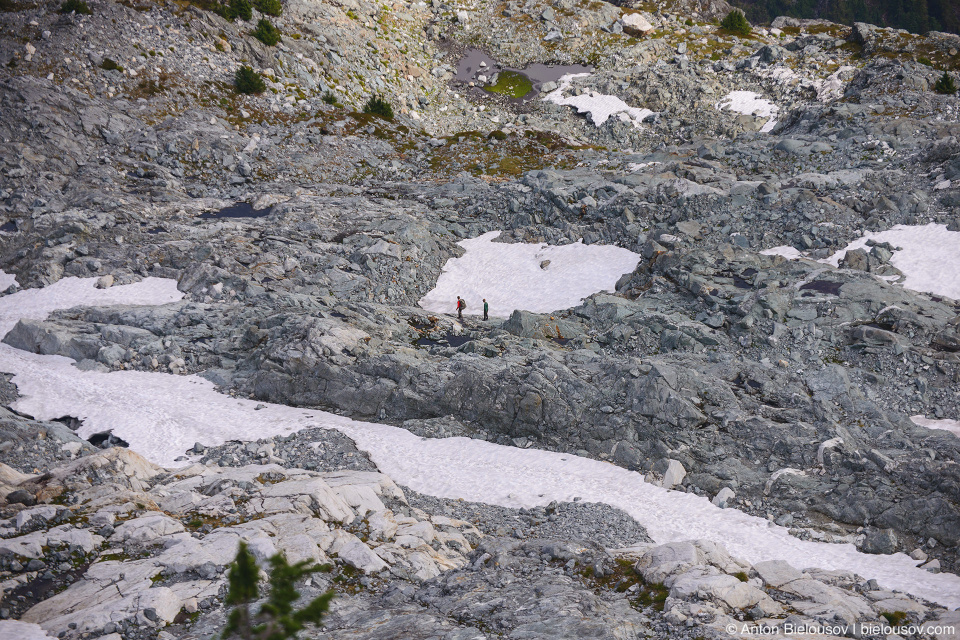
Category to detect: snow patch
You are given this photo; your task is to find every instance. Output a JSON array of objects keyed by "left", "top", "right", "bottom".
[
  {"left": 823, "top": 223, "right": 960, "bottom": 301},
  {"left": 0, "top": 620, "right": 56, "bottom": 640},
  {"left": 760, "top": 245, "right": 806, "bottom": 260},
  {"left": 543, "top": 73, "right": 655, "bottom": 128},
  {"left": 911, "top": 415, "right": 960, "bottom": 438},
  {"left": 816, "top": 66, "right": 854, "bottom": 102},
  {"left": 715, "top": 91, "right": 778, "bottom": 133},
  {"left": 419, "top": 231, "right": 641, "bottom": 318},
  {"left": 0, "top": 271, "right": 16, "bottom": 291}
]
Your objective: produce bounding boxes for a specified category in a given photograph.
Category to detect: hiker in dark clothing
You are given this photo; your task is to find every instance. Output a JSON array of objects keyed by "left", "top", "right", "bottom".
[
  {"left": 456, "top": 296, "right": 465, "bottom": 320},
  {"left": 483, "top": 298, "right": 488, "bottom": 321}
]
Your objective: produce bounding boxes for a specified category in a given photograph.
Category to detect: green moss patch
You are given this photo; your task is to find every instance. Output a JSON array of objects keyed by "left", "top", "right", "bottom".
[{"left": 483, "top": 71, "right": 533, "bottom": 99}]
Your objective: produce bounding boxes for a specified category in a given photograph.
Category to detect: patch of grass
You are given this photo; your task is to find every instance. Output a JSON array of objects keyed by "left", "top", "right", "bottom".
[
  {"left": 101, "top": 58, "right": 124, "bottom": 72},
  {"left": 483, "top": 70, "right": 532, "bottom": 98},
  {"left": 235, "top": 65, "right": 266, "bottom": 94},
  {"left": 917, "top": 56, "right": 933, "bottom": 66},
  {"left": 362, "top": 94, "right": 393, "bottom": 120},
  {"left": 129, "top": 71, "right": 175, "bottom": 98},
  {"left": 253, "top": 0, "right": 280, "bottom": 16},
  {"left": 719, "top": 9, "right": 751, "bottom": 37},
  {"left": 60, "top": 0, "right": 91, "bottom": 13},
  {"left": 322, "top": 90, "right": 339, "bottom": 106},
  {"left": 579, "top": 558, "right": 670, "bottom": 612},
  {"left": 346, "top": 8, "right": 357, "bottom": 19},
  {"left": 252, "top": 18, "right": 280, "bottom": 45},
  {"left": 734, "top": 570, "right": 749, "bottom": 582}
]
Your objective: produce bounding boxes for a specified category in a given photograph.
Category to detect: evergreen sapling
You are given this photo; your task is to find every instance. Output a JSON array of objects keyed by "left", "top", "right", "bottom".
[{"left": 222, "top": 541, "right": 334, "bottom": 640}]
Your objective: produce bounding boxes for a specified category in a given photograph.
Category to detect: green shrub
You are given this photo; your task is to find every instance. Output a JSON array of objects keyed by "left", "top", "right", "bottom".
[
  {"left": 934, "top": 71, "right": 957, "bottom": 95},
  {"left": 101, "top": 58, "right": 124, "bottom": 72},
  {"left": 720, "top": 9, "right": 751, "bottom": 36},
  {"left": 60, "top": 0, "right": 92, "bottom": 14},
  {"left": 918, "top": 56, "right": 933, "bottom": 66},
  {"left": 224, "top": 0, "right": 252, "bottom": 21},
  {"left": 362, "top": 94, "right": 393, "bottom": 120},
  {"left": 253, "top": 0, "right": 281, "bottom": 16},
  {"left": 881, "top": 611, "right": 909, "bottom": 627},
  {"left": 223, "top": 542, "right": 334, "bottom": 640},
  {"left": 322, "top": 90, "right": 338, "bottom": 105},
  {"left": 734, "top": 571, "right": 749, "bottom": 582},
  {"left": 252, "top": 18, "right": 280, "bottom": 45},
  {"left": 235, "top": 65, "right": 266, "bottom": 94}
]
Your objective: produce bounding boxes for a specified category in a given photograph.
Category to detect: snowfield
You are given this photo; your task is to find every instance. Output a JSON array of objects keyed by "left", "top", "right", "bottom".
[
  {"left": 823, "top": 223, "right": 960, "bottom": 301},
  {"left": 2, "top": 274, "right": 960, "bottom": 608},
  {"left": 715, "top": 91, "right": 779, "bottom": 133},
  {"left": 759, "top": 245, "right": 806, "bottom": 260},
  {"left": 911, "top": 415, "right": 960, "bottom": 438},
  {"left": 0, "top": 620, "right": 53, "bottom": 640},
  {"left": 762, "top": 223, "right": 960, "bottom": 301},
  {"left": 543, "top": 73, "right": 655, "bottom": 128},
  {"left": 0, "top": 271, "right": 16, "bottom": 291},
  {"left": 418, "top": 231, "right": 641, "bottom": 318}
]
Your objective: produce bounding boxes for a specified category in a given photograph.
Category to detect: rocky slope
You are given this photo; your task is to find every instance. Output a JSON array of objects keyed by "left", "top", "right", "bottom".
[{"left": 1, "top": 0, "right": 960, "bottom": 637}]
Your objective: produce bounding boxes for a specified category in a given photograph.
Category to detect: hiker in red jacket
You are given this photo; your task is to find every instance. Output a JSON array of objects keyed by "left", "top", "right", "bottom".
[{"left": 456, "top": 296, "right": 465, "bottom": 320}]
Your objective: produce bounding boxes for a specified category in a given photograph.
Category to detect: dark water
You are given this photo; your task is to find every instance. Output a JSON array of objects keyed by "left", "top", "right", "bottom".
[
  {"left": 416, "top": 333, "right": 473, "bottom": 348},
  {"left": 198, "top": 202, "right": 272, "bottom": 220},
  {"left": 799, "top": 280, "right": 843, "bottom": 295},
  {"left": 455, "top": 48, "right": 592, "bottom": 101}
]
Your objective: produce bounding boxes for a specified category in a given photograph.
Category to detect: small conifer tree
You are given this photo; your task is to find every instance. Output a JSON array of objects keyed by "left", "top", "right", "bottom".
[
  {"left": 254, "top": 0, "right": 281, "bottom": 16},
  {"left": 224, "top": 0, "right": 252, "bottom": 21},
  {"left": 235, "top": 65, "right": 266, "bottom": 94},
  {"left": 720, "top": 9, "right": 751, "bottom": 36},
  {"left": 253, "top": 18, "right": 281, "bottom": 46},
  {"left": 362, "top": 94, "right": 394, "bottom": 120},
  {"left": 60, "top": 0, "right": 92, "bottom": 14},
  {"left": 934, "top": 71, "right": 958, "bottom": 95},
  {"left": 222, "top": 542, "right": 334, "bottom": 640}
]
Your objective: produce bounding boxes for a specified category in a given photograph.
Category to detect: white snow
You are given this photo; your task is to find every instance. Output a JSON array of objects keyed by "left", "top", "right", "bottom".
[
  {"left": 0, "top": 271, "right": 16, "bottom": 291},
  {"left": 824, "top": 223, "right": 960, "bottom": 300},
  {"left": 418, "top": 231, "right": 641, "bottom": 318},
  {"left": 0, "top": 619, "right": 57, "bottom": 639},
  {"left": 911, "top": 415, "right": 960, "bottom": 438},
  {"left": 543, "top": 73, "right": 655, "bottom": 128},
  {"left": 816, "top": 66, "right": 855, "bottom": 103},
  {"left": 760, "top": 245, "right": 806, "bottom": 260},
  {"left": 2, "top": 274, "right": 960, "bottom": 608},
  {"left": 715, "top": 90, "right": 779, "bottom": 133}
]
